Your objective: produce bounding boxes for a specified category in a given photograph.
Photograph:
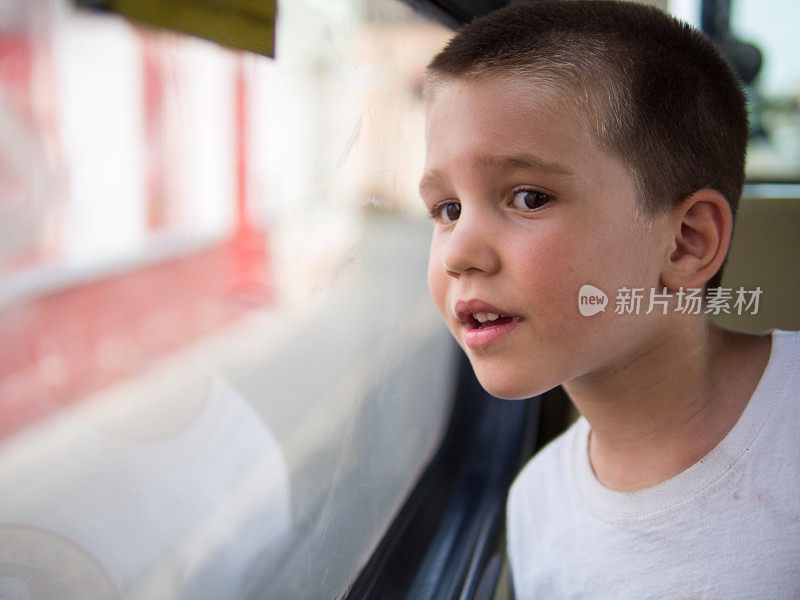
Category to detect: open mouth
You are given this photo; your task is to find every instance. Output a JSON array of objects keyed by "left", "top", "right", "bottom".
[
  {"left": 467, "top": 312, "right": 521, "bottom": 330},
  {"left": 456, "top": 304, "right": 523, "bottom": 349}
]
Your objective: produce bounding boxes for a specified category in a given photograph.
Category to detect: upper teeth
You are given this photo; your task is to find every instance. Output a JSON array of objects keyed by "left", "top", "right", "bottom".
[{"left": 474, "top": 312, "right": 501, "bottom": 323}]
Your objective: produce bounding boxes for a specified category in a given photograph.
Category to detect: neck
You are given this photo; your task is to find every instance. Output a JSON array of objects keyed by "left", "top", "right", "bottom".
[{"left": 563, "top": 318, "right": 771, "bottom": 492}]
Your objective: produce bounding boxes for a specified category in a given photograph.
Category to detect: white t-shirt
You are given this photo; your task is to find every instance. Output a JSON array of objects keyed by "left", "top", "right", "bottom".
[{"left": 506, "top": 329, "right": 800, "bottom": 600}]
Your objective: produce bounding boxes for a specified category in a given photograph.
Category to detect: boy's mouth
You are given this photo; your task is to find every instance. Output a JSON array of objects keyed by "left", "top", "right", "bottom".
[
  {"left": 454, "top": 300, "right": 523, "bottom": 329},
  {"left": 467, "top": 312, "right": 518, "bottom": 330},
  {"left": 454, "top": 299, "right": 523, "bottom": 350}
]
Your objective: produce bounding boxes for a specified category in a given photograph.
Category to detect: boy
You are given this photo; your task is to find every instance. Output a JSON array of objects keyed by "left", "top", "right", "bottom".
[{"left": 418, "top": 1, "right": 800, "bottom": 598}]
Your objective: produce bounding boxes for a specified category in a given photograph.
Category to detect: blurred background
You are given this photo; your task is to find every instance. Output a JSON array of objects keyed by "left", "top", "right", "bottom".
[
  {"left": 0, "top": 1, "right": 456, "bottom": 597},
  {"left": 0, "top": 0, "right": 798, "bottom": 598}
]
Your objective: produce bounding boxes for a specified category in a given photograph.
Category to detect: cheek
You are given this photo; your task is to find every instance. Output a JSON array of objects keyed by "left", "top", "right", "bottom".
[
  {"left": 509, "top": 233, "right": 579, "bottom": 304},
  {"left": 531, "top": 222, "right": 653, "bottom": 302},
  {"left": 509, "top": 231, "right": 617, "bottom": 341},
  {"left": 426, "top": 246, "right": 448, "bottom": 315},
  {"left": 586, "top": 213, "right": 663, "bottom": 286}
]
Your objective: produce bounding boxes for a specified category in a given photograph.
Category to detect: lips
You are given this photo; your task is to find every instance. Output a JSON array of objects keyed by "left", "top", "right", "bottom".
[
  {"left": 454, "top": 299, "right": 523, "bottom": 330},
  {"left": 453, "top": 299, "right": 523, "bottom": 350}
]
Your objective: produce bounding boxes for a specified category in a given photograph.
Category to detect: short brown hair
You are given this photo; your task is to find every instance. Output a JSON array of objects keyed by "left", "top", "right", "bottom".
[{"left": 425, "top": 0, "right": 748, "bottom": 290}]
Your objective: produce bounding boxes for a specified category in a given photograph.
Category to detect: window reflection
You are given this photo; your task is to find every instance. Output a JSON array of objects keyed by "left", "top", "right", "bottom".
[
  {"left": 0, "top": 374, "right": 290, "bottom": 599},
  {"left": 0, "top": 0, "right": 454, "bottom": 597}
]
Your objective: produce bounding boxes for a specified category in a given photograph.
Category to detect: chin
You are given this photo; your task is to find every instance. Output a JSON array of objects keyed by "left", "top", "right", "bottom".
[{"left": 472, "top": 367, "right": 551, "bottom": 400}]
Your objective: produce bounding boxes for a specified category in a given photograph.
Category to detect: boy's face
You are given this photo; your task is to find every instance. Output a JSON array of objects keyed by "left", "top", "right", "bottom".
[{"left": 421, "top": 76, "right": 673, "bottom": 399}]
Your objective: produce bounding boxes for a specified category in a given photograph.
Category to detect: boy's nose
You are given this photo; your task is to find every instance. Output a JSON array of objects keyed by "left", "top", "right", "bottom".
[{"left": 441, "top": 213, "right": 500, "bottom": 277}]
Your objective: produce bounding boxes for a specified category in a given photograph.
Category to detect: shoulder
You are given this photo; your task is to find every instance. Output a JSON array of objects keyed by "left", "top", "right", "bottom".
[
  {"left": 756, "top": 329, "right": 800, "bottom": 414},
  {"left": 769, "top": 329, "right": 800, "bottom": 374},
  {"left": 753, "top": 329, "right": 800, "bottom": 466}
]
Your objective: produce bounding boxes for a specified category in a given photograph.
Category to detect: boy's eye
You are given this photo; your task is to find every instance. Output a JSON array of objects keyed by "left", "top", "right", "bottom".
[
  {"left": 510, "top": 189, "right": 552, "bottom": 211},
  {"left": 431, "top": 201, "right": 461, "bottom": 223}
]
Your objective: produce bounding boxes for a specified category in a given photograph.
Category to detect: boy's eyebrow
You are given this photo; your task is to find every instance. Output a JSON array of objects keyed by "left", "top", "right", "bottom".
[
  {"left": 479, "top": 153, "right": 573, "bottom": 176},
  {"left": 419, "top": 152, "right": 573, "bottom": 196},
  {"left": 419, "top": 168, "right": 448, "bottom": 197}
]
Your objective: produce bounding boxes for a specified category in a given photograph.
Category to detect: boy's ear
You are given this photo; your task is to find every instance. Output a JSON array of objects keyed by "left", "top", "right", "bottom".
[{"left": 660, "top": 188, "right": 733, "bottom": 291}]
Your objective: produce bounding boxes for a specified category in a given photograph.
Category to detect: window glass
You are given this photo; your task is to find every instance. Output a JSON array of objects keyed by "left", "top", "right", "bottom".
[
  {"left": 670, "top": 0, "right": 800, "bottom": 184},
  {"left": 0, "top": 1, "right": 454, "bottom": 598},
  {"left": 665, "top": 0, "right": 800, "bottom": 333},
  {"left": 729, "top": 0, "right": 800, "bottom": 182}
]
